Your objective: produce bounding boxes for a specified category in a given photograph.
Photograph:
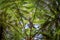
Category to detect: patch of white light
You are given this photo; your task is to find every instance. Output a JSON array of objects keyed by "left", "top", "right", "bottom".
[
  {"left": 34, "top": 34, "right": 43, "bottom": 40},
  {"left": 25, "top": 23, "right": 40, "bottom": 29},
  {"left": 25, "top": 24, "right": 29, "bottom": 29},
  {"left": 34, "top": 24, "right": 40, "bottom": 30}
]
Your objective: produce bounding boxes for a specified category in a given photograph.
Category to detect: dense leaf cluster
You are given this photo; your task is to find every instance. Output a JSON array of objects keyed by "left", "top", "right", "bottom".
[{"left": 0, "top": 0, "right": 60, "bottom": 40}]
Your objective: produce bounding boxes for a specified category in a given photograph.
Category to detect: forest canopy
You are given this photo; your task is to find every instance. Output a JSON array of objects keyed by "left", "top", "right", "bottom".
[{"left": 0, "top": 0, "right": 60, "bottom": 40}]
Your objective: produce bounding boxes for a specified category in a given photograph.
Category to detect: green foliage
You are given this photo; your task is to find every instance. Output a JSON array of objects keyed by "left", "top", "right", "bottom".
[{"left": 0, "top": 0, "right": 60, "bottom": 40}]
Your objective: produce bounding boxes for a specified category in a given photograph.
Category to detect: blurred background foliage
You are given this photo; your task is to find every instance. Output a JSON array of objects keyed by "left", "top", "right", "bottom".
[{"left": 0, "top": 0, "right": 60, "bottom": 40}]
